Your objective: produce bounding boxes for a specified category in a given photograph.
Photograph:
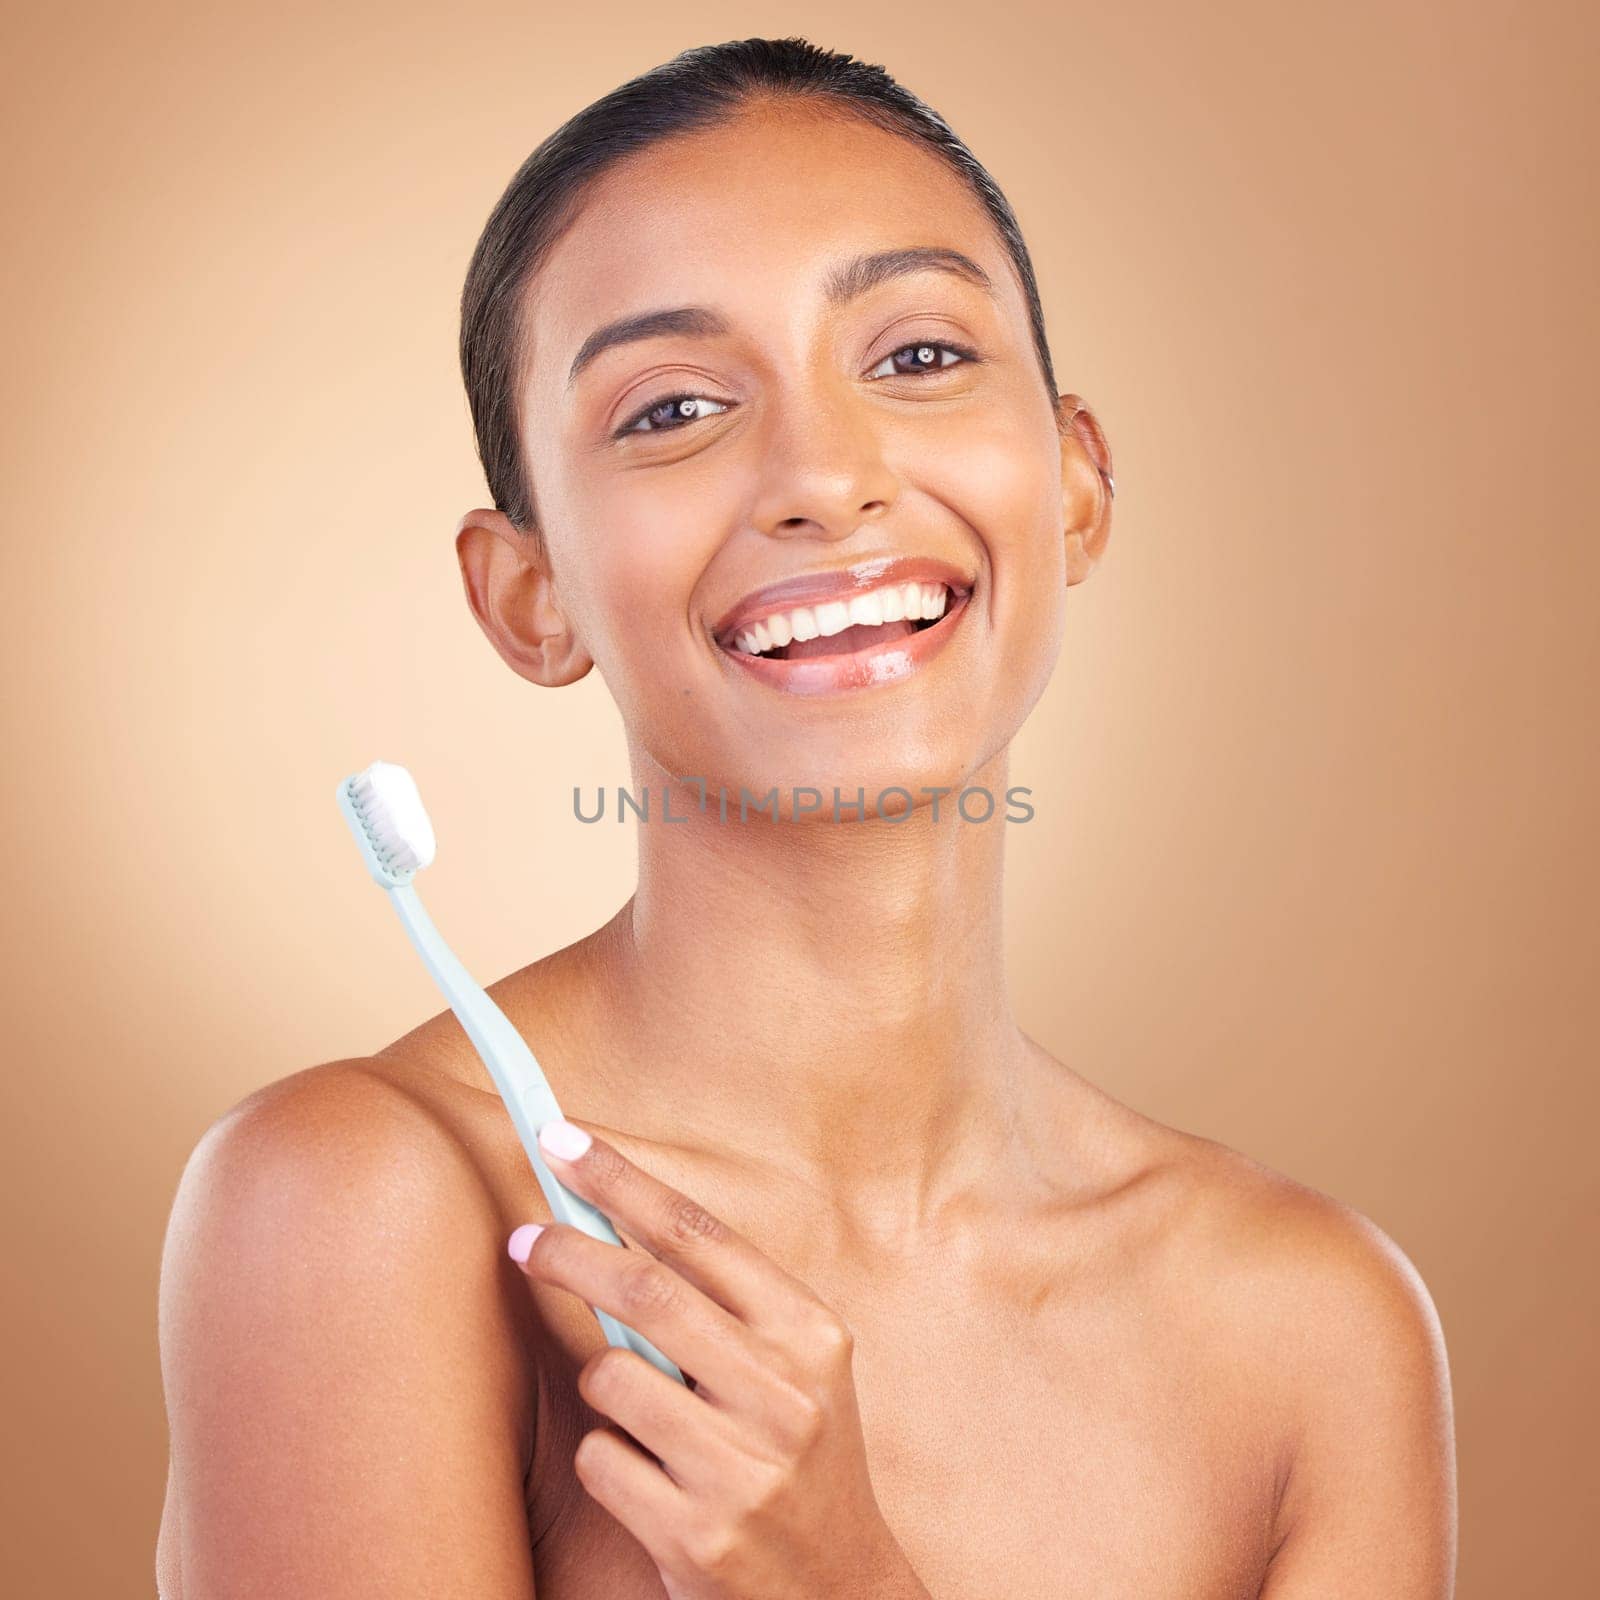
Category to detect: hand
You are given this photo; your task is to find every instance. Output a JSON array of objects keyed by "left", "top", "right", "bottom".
[{"left": 506, "top": 1118, "right": 931, "bottom": 1600}]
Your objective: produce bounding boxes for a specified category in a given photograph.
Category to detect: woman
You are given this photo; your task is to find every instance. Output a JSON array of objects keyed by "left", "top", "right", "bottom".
[{"left": 156, "top": 37, "right": 1457, "bottom": 1599}]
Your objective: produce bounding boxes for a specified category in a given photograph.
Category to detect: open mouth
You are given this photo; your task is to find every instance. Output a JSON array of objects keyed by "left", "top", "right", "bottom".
[{"left": 715, "top": 579, "right": 971, "bottom": 663}]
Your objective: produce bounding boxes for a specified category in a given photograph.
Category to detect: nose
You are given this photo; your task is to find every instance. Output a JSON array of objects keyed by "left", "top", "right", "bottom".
[{"left": 747, "top": 377, "right": 900, "bottom": 543}]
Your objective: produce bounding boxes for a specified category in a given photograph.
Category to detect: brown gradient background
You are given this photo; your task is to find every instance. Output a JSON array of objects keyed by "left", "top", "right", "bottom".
[{"left": 2, "top": 1, "right": 1594, "bottom": 1593}]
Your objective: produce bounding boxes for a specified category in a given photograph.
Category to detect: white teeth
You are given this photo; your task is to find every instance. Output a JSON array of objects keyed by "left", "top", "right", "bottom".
[
  {"left": 813, "top": 600, "right": 850, "bottom": 637},
  {"left": 725, "top": 574, "right": 960, "bottom": 655},
  {"left": 847, "top": 591, "right": 886, "bottom": 628}
]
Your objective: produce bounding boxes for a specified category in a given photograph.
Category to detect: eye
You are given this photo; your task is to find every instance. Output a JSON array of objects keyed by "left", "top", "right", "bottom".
[
  {"left": 867, "top": 339, "right": 978, "bottom": 380},
  {"left": 615, "top": 393, "right": 731, "bottom": 437},
  {"left": 611, "top": 339, "right": 978, "bottom": 440}
]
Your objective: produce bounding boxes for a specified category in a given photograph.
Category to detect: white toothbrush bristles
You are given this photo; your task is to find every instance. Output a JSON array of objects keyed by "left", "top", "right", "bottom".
[{"left": 347, "top": 760, "right": 437, "bottom": 879}]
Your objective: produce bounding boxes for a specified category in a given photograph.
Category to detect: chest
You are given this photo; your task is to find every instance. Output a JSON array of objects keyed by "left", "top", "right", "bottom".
[{"left": 521, "top": 1272, "right": 1278, "bottom": 1600}]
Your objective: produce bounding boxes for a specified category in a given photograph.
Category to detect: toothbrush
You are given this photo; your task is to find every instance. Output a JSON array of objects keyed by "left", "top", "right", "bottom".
[{"left": 335, "top": 758, "right": 687, "bottom": 1386}]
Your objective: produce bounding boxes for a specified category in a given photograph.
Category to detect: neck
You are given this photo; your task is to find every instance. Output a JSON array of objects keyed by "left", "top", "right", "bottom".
[{"left": 572, "top": 744, "right": 1034, "bottom": 1233}]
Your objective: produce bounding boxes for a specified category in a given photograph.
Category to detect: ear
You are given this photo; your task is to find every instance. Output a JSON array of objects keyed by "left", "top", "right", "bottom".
[
  {"left": 454, "top": 508, "right": 593, "bottom": 687},
  {"left": 1055, "top": 394, "right": 1115, "bottom": 586}
]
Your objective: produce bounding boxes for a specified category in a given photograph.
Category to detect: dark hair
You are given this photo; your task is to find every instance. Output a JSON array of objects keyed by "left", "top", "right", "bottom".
[{"left": 459, "top": 35, "right": 1060, "bottom": 540}]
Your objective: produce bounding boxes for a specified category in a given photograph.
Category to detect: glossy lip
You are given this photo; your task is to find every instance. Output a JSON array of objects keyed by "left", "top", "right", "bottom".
[
  {"left": 716, "top": 582, "right": 974, "bottom": 697},
  {"left": 710, "top": 554, "right": 975, "bottom": 647}
]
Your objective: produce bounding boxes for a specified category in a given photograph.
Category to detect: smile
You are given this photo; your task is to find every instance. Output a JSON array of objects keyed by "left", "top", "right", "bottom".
[{"left": 711, "top": 557, "right": 974, "bottom": 696}]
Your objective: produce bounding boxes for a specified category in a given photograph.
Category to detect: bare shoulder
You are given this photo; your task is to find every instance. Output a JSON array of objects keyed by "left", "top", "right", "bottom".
[
  {"left": 163, "top": 1058, "right": 523, "bottom": 1298},
  {"left": 1022, "top": 1041, "right": 1451, "bottom": 1379},
  {"left": 1162, "top": 1129, "right": 1452, "bottom": 1388},
  {"left": 161, "top": 1057, "right": 538, "bottom": 1419},
  {"left": 157, "top": 1059, "right": 542, "bottom": 1597},
  {"left": 1149, "top": 1125, "right": 1458, "bottom": 1593},
  {"left": 181, "top": 1053, "right": 482, "bottom": 1172},
  {"left": 1027, "top": 1038, "right": 1455, "bottom": 1581}
]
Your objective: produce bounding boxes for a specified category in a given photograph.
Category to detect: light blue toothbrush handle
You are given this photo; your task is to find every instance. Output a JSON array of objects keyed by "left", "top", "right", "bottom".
[{"left": 386, "top": 883, "right": 686, "bottom": 1386}]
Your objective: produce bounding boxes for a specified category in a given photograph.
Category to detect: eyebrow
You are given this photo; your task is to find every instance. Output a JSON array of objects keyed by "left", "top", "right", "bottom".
[{"left": 564, "top": 246, "right": 996, "bottom": 390}]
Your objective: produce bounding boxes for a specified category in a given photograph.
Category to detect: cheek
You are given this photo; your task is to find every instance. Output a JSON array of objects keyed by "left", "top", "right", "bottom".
[
  {"left": 565, "top": 476, "right": 724, "bottom": 699},
  {"left": 927, "top": 411, "right": 1067, "bottom": 638}
]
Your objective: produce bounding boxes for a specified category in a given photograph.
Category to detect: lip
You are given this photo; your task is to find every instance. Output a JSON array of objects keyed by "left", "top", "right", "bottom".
[
  {"left": 710, "top": 554, "right": 975, "bottom": 647},
  {"left": 715, "top": 577, "right": 975, "bottom": 697}
]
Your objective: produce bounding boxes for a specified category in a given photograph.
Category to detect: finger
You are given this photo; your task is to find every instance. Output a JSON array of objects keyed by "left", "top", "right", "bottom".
[
  {"left": 572, "top": 1421, "right": 690, "bottom": 1570},
  {"left": 536, "top": 1118, "right": 818, "bottom": 1333},
  {"left": 576, "top": 1345, "right": 734, "bottom": 1493},
  {"left": 514, "top": 1218, "right": 774, "bottom": 1404}
]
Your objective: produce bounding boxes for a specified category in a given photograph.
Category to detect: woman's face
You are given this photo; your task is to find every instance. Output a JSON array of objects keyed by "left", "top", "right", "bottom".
[{"left": 466, "top": 100, "right": 1108, "bottom": 812}]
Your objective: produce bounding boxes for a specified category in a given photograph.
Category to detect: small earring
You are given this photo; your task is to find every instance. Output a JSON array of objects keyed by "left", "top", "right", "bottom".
[{"left": 1065, "top": 402, "right": 1114, "bottom": 498}]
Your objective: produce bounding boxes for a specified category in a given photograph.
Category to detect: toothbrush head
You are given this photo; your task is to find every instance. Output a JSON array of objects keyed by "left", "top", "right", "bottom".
[{"left": 336, "top": 760, "right": 437, "bottom": 888}]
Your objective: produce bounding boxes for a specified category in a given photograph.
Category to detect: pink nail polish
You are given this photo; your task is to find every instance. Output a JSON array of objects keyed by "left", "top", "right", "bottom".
[
  {"left": 538, "top": 1119, "right": 592, "bottom": 1161},
  {"left": 507, "top": 1223, "right": 544, "bottom": 1263}
]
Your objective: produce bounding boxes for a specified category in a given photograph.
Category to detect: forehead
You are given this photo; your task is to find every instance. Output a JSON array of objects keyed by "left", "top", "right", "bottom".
[{"left": 520, "top": 101, "right": 1018, "bottom": 383}]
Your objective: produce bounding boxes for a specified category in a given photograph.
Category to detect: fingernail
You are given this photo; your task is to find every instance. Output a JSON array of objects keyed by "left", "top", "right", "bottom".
[
  {"left": 507, "top": 1222, "right": 544, "bottom": 1263},
  {"left": 538, "top": 1119, "right": 592, "bottom": 1162}
]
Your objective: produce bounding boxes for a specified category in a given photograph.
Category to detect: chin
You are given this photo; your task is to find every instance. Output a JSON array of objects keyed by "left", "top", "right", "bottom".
[{"left": 671, "top": 725, "right": 1020, "bottom": 826}]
